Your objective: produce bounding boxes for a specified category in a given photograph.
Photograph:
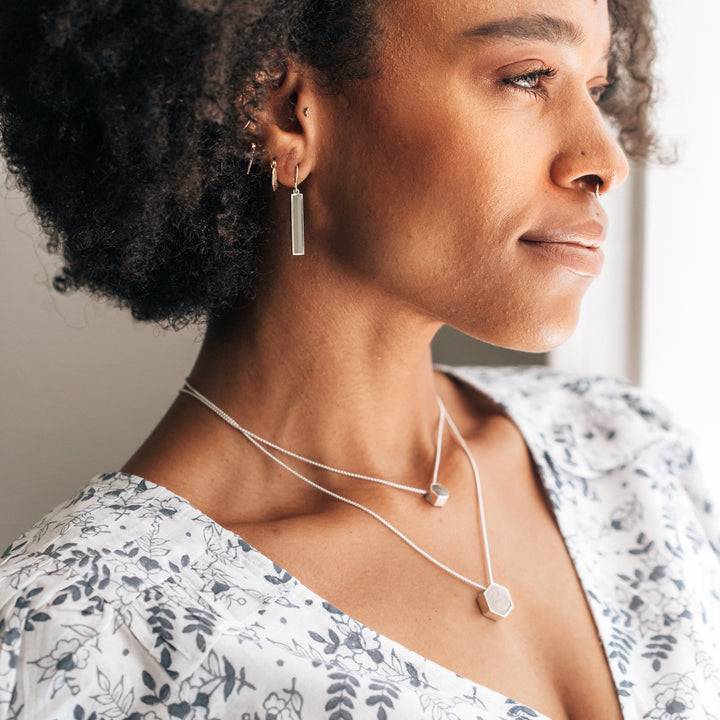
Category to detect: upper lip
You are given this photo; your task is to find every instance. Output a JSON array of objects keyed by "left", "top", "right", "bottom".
[{"left": 519, "top": 220, "right": 606, "bottom": 248}]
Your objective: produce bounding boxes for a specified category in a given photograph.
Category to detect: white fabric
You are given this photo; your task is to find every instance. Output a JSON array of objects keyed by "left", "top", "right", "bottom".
[{"left": 1, "top": 366, "right": 719, "bottom": 720}]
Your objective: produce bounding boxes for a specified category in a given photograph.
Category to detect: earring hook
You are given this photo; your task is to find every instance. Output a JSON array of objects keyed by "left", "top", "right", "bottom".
[{"left": 246, "top": 143, "right": 256, "bottom": 175}]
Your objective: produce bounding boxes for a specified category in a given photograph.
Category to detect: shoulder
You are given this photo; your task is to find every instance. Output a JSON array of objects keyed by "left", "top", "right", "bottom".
[
  {"left": 0, "top": 473, "right": 298, "bottom": 719},
  {"left": 0, "top": 472, "right": 295, "bottom": 616},
  {"left": 442, "top": 364, "right": 684, "bottom": 449},
  {"left": 443, "top": 364, "right": 673, "bottom": 425},
  {"left": 445, "top": 364, "right": 720, "bottom": 544},
  {"left": 443, "top": 366, "right": 678, "bottom": 435},
  {"left": 0, "top": 472, "right": 187, "bottom": 608},
  {"left": 442, "top": 364, "right": 697, "bottom": 494}
]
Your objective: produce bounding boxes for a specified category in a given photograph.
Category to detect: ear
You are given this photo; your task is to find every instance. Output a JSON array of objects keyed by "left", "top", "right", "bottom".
[{"left": 251, "top": 65, "right": 320, "bottom": 188}]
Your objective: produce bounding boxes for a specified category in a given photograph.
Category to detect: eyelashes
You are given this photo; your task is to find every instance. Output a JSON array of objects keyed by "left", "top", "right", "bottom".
[
  {"left": 589, "top": 81, "right": 612, "bottom": 104},
  {"left": 502, "top": 66, "right": 558, "bottom": 100},
  {"left": 502, "top": 66, "right": 611, "bottom": 104}
]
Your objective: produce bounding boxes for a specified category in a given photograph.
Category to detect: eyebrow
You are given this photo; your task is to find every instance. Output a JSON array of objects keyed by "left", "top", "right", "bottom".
[{"left": 464, "top": 14, "right": 586, "bottom": 46}]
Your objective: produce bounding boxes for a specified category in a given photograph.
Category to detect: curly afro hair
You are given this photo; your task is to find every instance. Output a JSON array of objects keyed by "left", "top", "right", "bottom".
[{"left": 0, "top": 0, "right": 657, "bottom": 327}]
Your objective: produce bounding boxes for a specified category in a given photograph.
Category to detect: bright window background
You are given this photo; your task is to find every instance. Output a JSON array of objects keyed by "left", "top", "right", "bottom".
[
  {"left": 641, "top": 0, "right": 720, "bottom": 486},
  {"left": 555, "top": 0, "right": 720, "bottom": 489}
]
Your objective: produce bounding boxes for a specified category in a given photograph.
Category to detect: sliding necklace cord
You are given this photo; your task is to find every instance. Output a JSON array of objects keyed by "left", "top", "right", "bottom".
[
  {"left": 431, "top": 399, "right": 446, "bottom": 489},
  {"left": 179, "top": 380, "right": 514, "bottom": 619},
  {"left": 181, "top": 381, "right": 447, "bottom": 501},
  {"left": 238, "top": 424, "right": 488, "bottom": 592},
  {"left": 441, "top": 411, "right": 513, "bottom": 619},
  {"left": 444, "top": 409, "right": 494, "bottom": 587}
]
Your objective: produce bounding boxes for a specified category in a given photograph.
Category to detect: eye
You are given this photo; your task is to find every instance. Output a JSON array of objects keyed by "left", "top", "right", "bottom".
[
  {"left": 502, "top": 66, "right": 558, "bottom": 100},
  {"left": 589, "top": 81, "right": 612, "bottom": 105}
]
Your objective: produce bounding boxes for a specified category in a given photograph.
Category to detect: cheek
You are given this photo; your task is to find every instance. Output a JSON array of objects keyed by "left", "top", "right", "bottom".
[
  {"left": 312, "top": 105, "right": 544, "bottom": 322},
  {"left": 309, "top": 79, "right": 587, "bottom": 351},
  {"left": 320, "top": 96, "right": 522, "bottom": 251}
]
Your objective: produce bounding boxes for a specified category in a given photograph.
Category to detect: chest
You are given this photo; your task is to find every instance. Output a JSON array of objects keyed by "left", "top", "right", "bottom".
[{"left": 230, "top": 458, "right": 624, "bottom": 720}]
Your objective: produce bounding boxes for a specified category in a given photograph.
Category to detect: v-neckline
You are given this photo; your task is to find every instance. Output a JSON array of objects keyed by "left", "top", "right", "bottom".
[
  {"left": 105, "top": 364, "right": 629, "bottom": 720},
  {"left": 113, "top": 470, "right": 556, "bottom": 719}
]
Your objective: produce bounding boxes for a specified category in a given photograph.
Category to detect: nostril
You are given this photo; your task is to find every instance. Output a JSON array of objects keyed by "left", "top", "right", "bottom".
[{"left": 579, "top": 174, "right": 603, "bottom": 193}]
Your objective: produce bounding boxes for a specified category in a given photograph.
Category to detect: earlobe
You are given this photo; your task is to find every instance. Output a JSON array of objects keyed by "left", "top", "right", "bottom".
[{"left": 247, "top": 66, "right": 319, "bottom": 188}]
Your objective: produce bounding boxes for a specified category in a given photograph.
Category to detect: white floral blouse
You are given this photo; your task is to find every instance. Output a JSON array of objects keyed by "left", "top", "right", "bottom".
[{"left": 1, "top": 366, "right": 719, "bottom": 720}]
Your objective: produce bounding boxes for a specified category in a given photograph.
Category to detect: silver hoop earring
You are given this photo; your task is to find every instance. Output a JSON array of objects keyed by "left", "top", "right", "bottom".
[{"left": 291, "top": 164, "right": 305, "bottom": 256}]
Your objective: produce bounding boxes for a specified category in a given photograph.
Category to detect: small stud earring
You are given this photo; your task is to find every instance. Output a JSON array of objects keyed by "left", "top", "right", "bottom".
[
  {"left": 271, "top": 159, "right": 278, "bottom": 192},
  {"left": 246, "top": 143, "right": 256, "bottom": 175},
  {"left": 303, "top": 107, "right": 310, "bottom": 118},
  {"left": 291, "top": 164, "right": 304, "bottom": 256}
]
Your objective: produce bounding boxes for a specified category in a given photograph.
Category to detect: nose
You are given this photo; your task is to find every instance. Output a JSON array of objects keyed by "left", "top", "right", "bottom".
[{"left": 550, "top": 103, "right": 630, "bottom": 196}]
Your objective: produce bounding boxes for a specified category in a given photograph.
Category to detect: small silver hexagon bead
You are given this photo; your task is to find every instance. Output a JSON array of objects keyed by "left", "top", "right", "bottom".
[
  {"left": 424, "top": 483, "right": 450, "bottom": 507},
  {"left": 477, "top": 583, "right": 513, "bottom": 621}
]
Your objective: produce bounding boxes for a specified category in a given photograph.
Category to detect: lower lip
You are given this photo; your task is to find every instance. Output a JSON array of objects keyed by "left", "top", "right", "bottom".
[{"left": 520, "top": 240, "right": 604, "bottom": 277}]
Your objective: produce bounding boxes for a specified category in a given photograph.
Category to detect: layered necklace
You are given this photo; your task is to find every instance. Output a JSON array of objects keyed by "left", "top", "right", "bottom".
[{"left": 180, "top": 380, "right": 513, "bottom": 621}]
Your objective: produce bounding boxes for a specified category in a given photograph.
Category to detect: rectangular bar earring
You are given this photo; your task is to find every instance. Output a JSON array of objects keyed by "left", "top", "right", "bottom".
[{"left": 291, "top": 164, "right": 304, "bottom": 256}]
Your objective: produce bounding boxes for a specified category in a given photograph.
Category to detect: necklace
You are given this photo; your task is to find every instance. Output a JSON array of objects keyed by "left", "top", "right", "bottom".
[
  {"left": 181, "top": 382, "right": 450, "bottom": 507},
  {"left": 180, "top": 381, "right": 513, "bottom": 620}
]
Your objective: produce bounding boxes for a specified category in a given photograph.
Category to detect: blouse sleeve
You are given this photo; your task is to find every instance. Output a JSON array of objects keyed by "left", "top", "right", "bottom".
[
  {"left": 625, "top": 380, "right": 720, "bottom": 560},
  {"left": 0, "top": 558, "right": 175, "bottom": 720},
  {"left": 675, "top": 437, "right": 720, "bottom": 559}
]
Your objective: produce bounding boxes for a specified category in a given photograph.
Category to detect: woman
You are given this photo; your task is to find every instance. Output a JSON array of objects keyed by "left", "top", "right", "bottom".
[{"left": 1, "top": 0, "right": 718, "bottom": 718}]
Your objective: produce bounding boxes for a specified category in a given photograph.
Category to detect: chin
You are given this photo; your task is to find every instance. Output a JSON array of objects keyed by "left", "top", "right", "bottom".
[
  {"left": 460, "top": 308, "right": 581, "bottom": 354},
  {"left": 526, "top": 313, "right": 583, "bottom": 352},
  {"left": 518, "top": 325, "right": 577, "bottom": 353}
]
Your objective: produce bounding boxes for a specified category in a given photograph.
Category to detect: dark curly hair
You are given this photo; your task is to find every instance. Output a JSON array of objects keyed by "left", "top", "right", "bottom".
[{"left": 0, "top": 0, "right": 657, "bottom": 327}]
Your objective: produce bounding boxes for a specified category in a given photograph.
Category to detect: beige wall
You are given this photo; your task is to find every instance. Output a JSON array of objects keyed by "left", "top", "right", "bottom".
[{"left": 0, "top": 176, "right": 541, "bottom": 550}]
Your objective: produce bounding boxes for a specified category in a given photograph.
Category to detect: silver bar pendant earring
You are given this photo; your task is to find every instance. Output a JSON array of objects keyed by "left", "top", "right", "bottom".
[{"left": 291, "top": 164, "right": 304, "bottom": 256}]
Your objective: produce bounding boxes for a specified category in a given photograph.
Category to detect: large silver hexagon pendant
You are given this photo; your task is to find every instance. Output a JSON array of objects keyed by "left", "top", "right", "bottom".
[{"left": 477, "top": 583, "right": 513, "bottom": 621}]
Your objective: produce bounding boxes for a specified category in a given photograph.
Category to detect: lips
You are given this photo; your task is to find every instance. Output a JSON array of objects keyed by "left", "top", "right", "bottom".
[{"left": 519, "top": 220, "right": 606, "bottom": 277}]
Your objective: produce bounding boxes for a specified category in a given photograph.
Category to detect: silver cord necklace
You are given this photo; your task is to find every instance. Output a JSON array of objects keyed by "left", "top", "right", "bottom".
[
  {"left": 180, "top": 381, "right": 513, "bottom": 620},
  {"left": 181, "top": 382, "right": 450, "bottom": 507}
]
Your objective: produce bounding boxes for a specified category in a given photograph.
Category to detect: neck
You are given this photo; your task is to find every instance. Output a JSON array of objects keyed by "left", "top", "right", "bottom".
[
  {"left": 123, "top": 245, "right": 470, "bottom": 523},
  {"left": 189, "top": 277, "right": 444, "bottom": 478}
]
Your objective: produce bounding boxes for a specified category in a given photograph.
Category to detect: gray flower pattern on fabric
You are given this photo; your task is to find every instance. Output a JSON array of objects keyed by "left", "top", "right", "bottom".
[{"left": 1, "top": 366, "right": 719, "bottom": 719}]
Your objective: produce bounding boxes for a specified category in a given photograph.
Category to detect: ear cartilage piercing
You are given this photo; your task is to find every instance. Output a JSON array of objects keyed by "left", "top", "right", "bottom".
[
  {"left": 271, "top": 159, "right": 278, "bottom": 192},
  {"left": 246, "top": 143, "right": 256, "bottom": 175},
  {"left": 291, "top": 164, "right": 305, "bottom": 256}
]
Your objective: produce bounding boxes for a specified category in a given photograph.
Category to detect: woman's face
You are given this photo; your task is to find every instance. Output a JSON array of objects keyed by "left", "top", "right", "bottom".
[{"left": 309, "top": 0, "right": 628, "bottom": 352}]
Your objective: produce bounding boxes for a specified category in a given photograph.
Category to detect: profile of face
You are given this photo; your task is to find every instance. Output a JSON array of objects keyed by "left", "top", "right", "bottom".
[{"left": 303, "top": 0, "right": 629, "bottom": 353}]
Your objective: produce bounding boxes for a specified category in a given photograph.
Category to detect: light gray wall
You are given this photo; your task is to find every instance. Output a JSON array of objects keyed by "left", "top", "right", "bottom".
[
  {"left": 0, "top": 182, "right": 202, "bottom": 548},
  {"left": 0, "top": 177, "right": 541, "bottom": 550}
]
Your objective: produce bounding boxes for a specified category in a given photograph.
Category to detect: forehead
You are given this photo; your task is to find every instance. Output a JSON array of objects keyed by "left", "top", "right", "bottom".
[{"left": 377, "top": 0, "right": 610, "bottom": 45}]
